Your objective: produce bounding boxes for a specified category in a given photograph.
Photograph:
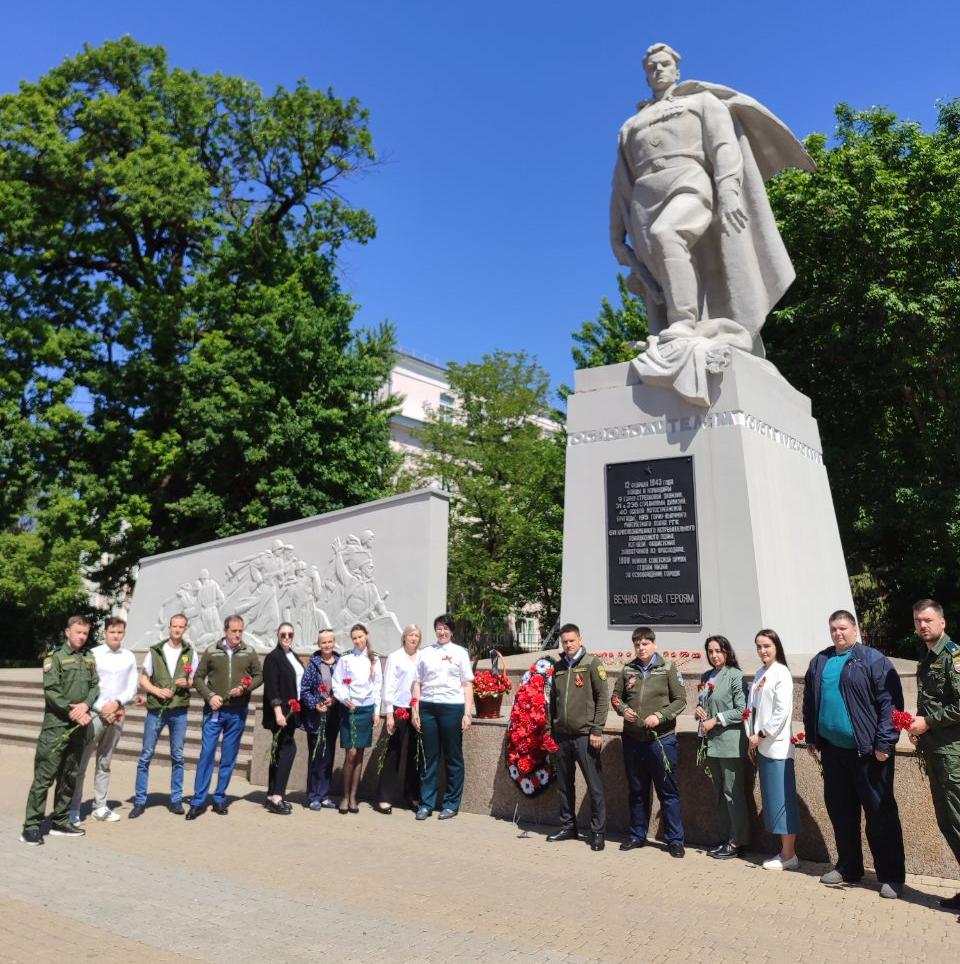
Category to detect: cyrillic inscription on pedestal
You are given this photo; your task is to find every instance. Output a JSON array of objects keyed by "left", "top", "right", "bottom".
[{"left": 605, "top": 457, "right": 700, "bottom": 626}]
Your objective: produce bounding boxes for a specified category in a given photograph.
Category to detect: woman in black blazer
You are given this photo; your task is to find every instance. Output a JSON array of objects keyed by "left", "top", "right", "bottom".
[{"left": 261, "top": 622, "right": 304, "bottom": 814}]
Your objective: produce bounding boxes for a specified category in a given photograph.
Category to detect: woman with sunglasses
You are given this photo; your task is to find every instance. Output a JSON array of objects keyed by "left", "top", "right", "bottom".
[{"left": 261, "top": 622, "right": 303, "bottom": 814}]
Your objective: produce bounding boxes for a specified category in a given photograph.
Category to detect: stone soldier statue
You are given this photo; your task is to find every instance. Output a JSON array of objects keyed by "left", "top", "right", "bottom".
[{"left": 609, "top": 42, "right": 815, "bottom": 404}]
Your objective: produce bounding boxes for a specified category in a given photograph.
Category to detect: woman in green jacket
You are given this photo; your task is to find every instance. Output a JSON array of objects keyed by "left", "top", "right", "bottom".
[{"left": 694, "top": 635, "right": 749, "bottom": 859}]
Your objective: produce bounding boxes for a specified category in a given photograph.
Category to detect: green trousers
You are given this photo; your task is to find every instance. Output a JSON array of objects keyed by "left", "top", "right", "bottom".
[
  {"left": 708, "top": 756, "right": 750, "bottom": 847},
  {"left": 23, "top": 716, "right": 89, "bottom": 830},
  {"left": 927, "top": 752, "right": 960, "bottom": 866}
]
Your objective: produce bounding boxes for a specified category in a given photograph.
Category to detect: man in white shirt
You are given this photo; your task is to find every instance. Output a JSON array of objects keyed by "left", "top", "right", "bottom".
[{"left": 70, "top": 616, "right": 139, "bottom": 824}]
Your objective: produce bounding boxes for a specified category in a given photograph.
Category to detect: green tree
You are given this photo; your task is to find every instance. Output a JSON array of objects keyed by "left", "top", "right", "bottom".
[
  {"left": 569, "top": 275, "right": 649, "bottom": 371},
  {"left": 766, "top": 101, "right": 960, "bottom": 652},
  {"left": 403, "top": 351, "right": 564, "bottom": 654},
  {"left": 0, "top": 37, "right": 398, "bottom": 645}
]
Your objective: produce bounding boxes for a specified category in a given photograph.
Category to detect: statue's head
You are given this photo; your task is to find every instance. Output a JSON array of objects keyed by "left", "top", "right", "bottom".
[{"left": 643, "top": 42, "right": 681, "bottom": 92}]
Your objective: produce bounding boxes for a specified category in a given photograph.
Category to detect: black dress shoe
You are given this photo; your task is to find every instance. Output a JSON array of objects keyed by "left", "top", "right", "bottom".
[
  {"left": 546, "top": 827, "right": 579, "bottom": 843},
  {"left": 668, "top": 843, "right": 686, "bottom": 858},
  {"left": 619, "top": 837, "right": 646, "bottom": 851},
  {"left": 212, "top": 802, "right": 229, "bottom": 815},
  {"left": 185, "top": 806, "right": 205, "bottom": 820},
  {"left": 129, "top": 804, "right": 146, "bottom": 819},
  {"left": 940, "top": 891, "right": 960, "bottom": 909},
  {"left": 168, "top": 802, "right": 184, "bottom": 815},
  {"left": 265, "top": 799, "right": 289, "bottom": 815},
  {"left": 591, "top": 833, "right": 605, "bottom": 852},
  {"left": 711, "top": 843, "right": 743, "bottom": 859}
]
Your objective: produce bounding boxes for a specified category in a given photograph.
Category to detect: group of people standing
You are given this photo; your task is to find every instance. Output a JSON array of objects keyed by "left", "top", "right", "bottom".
[
  {"left": 544, "top": 602, "right": 960, "bottom": 912},
  {"left": 20, "top": 611, "right": 475, "bottom": 846},
  {"left": 16, "top": 597, "right": 960, "bottom": 916}
]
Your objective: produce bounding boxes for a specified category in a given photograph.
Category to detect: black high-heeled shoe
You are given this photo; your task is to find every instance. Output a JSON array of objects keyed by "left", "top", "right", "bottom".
[{"left": 375, "top": 803, "right": 393, "bottom": 815}]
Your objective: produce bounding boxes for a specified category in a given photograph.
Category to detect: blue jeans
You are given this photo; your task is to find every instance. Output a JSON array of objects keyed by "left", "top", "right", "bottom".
[
  {"left": 621, "top": 732, "right": 684, "bottom": 845},
  {"left": 135, "top": 708, "right": 188, "bottom": 806},
  {"left": 190, "top": 706, "right": 248, "bottom": 807}
]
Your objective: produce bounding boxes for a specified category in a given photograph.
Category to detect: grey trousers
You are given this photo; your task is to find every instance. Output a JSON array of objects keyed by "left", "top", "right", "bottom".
[
  {"left": 555, "top": 732, "right": 606, "bottom": 834},
  {"left": 72, "top": 714, "right": 124, "bottom": 813},
  {"left": 709, "top": 756, "right": 750, "bottom": 846}
]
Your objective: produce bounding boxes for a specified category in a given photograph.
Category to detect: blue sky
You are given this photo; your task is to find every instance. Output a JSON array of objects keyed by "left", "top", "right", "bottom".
[{"left": 4, "top": 1, "right": 958, "bottom": 391}]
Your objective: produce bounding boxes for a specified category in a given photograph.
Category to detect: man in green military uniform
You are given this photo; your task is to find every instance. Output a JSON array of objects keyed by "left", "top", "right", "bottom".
[
  {"left": 610, "top": 626, "right": 688, "bottom": 857},
  {"left": 546, "top": 623, "right": 609, "bottom": 851},
  {"left": 908, "top": 599, "right": 960, "bottom": 912},
  {"left": 21, "top": 615, "right": 100, "bottom": 846}
]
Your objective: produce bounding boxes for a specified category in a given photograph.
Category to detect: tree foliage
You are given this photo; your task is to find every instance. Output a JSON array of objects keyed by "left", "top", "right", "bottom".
[
  {"left": 0, "top": 38, "right": 398, "bottom": 654},
  {"left": 766, "top": 101, "right": 960, "bottom": 651},
  {"left": 570, "top": 275, "right": 649, "bottom": 370},
  {"left": 402, "top": 351, "right": 564, "bottom": 654}
]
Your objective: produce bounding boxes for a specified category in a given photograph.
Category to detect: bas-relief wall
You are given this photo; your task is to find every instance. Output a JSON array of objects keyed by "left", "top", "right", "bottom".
[{"left": 125, "top": 489, "right": 450, "bottom": 655}]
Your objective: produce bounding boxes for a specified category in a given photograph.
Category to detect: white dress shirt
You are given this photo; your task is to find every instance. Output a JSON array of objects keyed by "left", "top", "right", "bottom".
[
  {"left": 286, "top": 650, "right": 305, "bottom": 693},
  {"left": 381, "top": 649, "right": 420, "bottom": 712},
  {"left": 91, "top": 644, "right": 139, "bottom": 712},
  {"left": 141, "top": 643, "right": 200, "bottom": 680},
  {"left": 416, "top": 642, "right": 474, "bottom": 704},
  {"left": 332, "top": 649, "right": 383, "bottom": 711},
  {"left": 747, "top": 661, "right": 794, "bottom": 760}
]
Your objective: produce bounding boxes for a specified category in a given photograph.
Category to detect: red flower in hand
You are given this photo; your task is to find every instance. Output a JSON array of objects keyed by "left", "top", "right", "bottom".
[
  {"left": 240, "top": 675, "right": 253, "bottom": 689},
  {"left": 410, "top": 697, "right": 418, "bottom": 707},
  {"left": 891, "top": 710, "right": 914, "bottom": 732},
  {"left": 318, "top": 684, "right": 328, "bottom": 694},
  {"left": 611, "top": 696, "right": 621, "bottom": 709},
  {"left": 288, "top": 698, "right": 301, "bottom": 714},
  {"left": 741, "top": 708, "right": 751, "bottom": 721}
]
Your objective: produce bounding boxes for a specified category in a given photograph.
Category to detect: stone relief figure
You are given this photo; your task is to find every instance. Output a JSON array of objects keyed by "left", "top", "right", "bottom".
[
  {"left": 196, "top": 569, "right": 226, "bottom": 646},
  {"left": 150, "top": 532, "right": 400, "bottom": 652},
  {"left": 609, "top": 42, "right": 815, "bottom": 405}
]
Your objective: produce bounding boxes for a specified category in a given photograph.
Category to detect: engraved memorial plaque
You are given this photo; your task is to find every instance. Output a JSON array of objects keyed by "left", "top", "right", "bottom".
[{"left": 606, "top": 457, "right": 700, "bottom": 626}]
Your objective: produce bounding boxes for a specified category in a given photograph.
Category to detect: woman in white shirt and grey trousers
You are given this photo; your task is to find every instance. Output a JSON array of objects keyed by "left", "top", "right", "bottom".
[{"left": 747, "top": 628, "right": 800, "bottom": 870}]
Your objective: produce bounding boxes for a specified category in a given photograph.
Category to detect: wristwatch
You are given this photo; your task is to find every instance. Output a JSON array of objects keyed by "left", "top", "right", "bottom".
[{"left": 757, "top": 729, "right": 768, "bottom": 739}]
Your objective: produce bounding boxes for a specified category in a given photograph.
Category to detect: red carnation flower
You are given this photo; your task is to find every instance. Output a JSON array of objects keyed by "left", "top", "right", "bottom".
[
  {"left": 741, "top": 708, "right": 750, "bottom": 721},
  {"left": 240, "top": 675, "right": 253, "bottom": 688},
  {"left": 342, "top": 677, "right": 353, "bottom": 685},
  {"left": 892, "top": 710, "right": 914, "bottom": 731},
  {"left": 517, "top": 756, "right": 534, "bottom": 774},
  {"left": 541, "top": 735, "right": 559, "bottom": 753},
  {"left": 288, "top": 699, "right": 301, "bottom": 714}
]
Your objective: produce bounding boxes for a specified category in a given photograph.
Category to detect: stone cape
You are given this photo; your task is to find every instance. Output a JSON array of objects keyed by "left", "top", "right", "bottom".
[{"left": 611, "top": 79, "right": 816, "bottom": 360}]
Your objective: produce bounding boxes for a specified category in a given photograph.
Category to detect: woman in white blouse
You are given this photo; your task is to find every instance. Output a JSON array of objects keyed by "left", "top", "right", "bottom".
[
  {"left": 332, "top": 623, "right": 383, "bottom": 814},
  {"left": 375, "top": 625, "right": 422, "bottom": 814},
  {"left": 411, "top": 613, "right": 474, "bottom": 820},
  {"left": 747, "top": 628, "right": 800, "bottom": 870}
]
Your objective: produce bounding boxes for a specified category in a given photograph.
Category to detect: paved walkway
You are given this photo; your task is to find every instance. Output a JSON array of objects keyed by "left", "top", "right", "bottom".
[{"left": 0, "top": 744, "right": 957, "bottom": 963}]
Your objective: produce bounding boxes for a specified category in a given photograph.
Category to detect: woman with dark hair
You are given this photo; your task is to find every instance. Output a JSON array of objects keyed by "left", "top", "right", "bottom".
[
  {"left": 694, "top": 634, "right": 749, "bottom": 858},
  {"left": 375, "top": 624, "right": 422, "bottom": 814},
  {"left": 300, "top": 629, "right": 341, "bottom": 810},
  {"left": 411, "top": 613, "right": 474, "bottom": 820},
  {"left": 332, "top": 623, "right": 382, "bottom": 814},
  {"left": 261, "top": 623, "right": 303, "bottom": 814},
  {"left": 747, "top": 628, "right": 800, "bottom": 870}
]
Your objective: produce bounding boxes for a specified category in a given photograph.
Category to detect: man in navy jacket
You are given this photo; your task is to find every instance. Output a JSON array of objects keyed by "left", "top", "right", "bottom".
[{"left": 803, "top": 609, "right": 906, "bottom": 898}]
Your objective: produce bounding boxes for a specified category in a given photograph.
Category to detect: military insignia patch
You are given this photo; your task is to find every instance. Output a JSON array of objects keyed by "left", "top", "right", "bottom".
[
  {"left": 598, "top": 665, "right": 607, "bottom": 681},
  {"left": 575, "top": 675, "right": 585, "bottom": 688},
  {"left": 42, "top": 659, "right": 52, "bottom": 673},
  {"left": 953, "top": 660, "right": 960, "bottom": 674},
  {"left": 626, "top": 676, "right": 638, "bottom": 690}
]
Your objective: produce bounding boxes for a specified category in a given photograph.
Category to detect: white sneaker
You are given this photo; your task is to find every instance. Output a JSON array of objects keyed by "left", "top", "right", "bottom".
[
  {"left": 93, "top": 807, "right": 120, "bottom": 823},
  {"left": 762, "top": 854, "right": 800, "bottom": 871},
  {"left": 69, "top": 811, "right": 82, "bottom": 827}
]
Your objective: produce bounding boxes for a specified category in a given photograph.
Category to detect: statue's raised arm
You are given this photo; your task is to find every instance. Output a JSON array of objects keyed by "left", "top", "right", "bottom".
[{"left": 610, "top": 43, "right": 814, "bottom": 405}]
